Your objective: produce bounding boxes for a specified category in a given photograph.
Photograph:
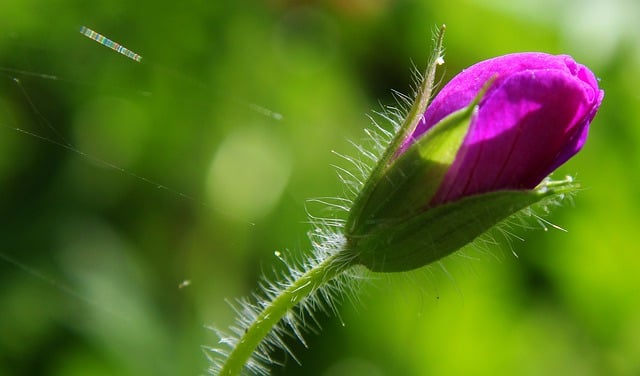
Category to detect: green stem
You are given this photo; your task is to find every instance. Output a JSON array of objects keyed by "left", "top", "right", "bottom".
[{"left": 219, "top": 252, "right": 352, "bottom": 375}]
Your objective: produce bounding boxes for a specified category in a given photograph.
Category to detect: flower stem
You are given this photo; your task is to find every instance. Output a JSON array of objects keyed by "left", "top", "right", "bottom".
[{"left": 219, "top": 252, "right": 352, "bottom": 375}]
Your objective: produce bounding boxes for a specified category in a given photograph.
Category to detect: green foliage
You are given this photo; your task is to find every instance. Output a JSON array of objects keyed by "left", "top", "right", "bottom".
[{"left": 0, "top": 0, "right": 638, "bottom": 375}]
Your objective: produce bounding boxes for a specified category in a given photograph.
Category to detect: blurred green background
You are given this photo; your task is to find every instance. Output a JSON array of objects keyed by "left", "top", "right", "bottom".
[{"left": 0, "top": 0, "right": 638, "bottom": 375}]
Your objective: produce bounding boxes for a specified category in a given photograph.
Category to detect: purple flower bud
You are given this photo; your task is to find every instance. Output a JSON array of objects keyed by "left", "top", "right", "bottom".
[
  {"left": 345, "top": 51, "right": 604, "bottom": 272},
  {"left": 402, "top": 53, "right": 604, "bottom": 206}
]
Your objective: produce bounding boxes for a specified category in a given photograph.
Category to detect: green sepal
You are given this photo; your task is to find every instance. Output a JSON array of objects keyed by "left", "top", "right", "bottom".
[
  {"left": 345, "top": 25, "right": 446, "bottom": 236},
  {"left": 346, "top": 103, "right": 476, "bottom": 237},
  {"left": 347, "top": 182, "right": 574, "bottom": 272}
]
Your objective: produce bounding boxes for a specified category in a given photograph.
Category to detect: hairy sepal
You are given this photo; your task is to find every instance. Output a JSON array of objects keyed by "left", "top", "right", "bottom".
[
  {"left": 345, "top": 25, "right": 447, "bottom": 235},
  {"left": 346, "top": 103, "right": 475, "bottom": 237},
  {"left": 350, "top": 180, "right": 576, "bottom": 272}
]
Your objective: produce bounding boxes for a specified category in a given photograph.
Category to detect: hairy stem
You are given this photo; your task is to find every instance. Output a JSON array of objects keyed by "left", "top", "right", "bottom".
[{"left": 219, "top": 252, "right": 353, "bottom": 375}]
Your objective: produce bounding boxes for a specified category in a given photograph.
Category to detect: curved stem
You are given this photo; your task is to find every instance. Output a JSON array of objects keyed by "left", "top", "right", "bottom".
[{"left": 219, "top": 252, "right": 352, "bottom": 375}]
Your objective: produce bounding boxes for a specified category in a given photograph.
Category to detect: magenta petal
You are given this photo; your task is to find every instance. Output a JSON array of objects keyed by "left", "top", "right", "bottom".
[
  {"left": 404, "top": 53, "right": 585, "bottom": 151},
  {"left": 396, "top": 52, "right": 603, "bottom": 206},
  {"left": 430, "top": 68, "right": 600, "bottom": 205},
  {"left": 548, "top": 81, "right": 604, "bottom": 172}
]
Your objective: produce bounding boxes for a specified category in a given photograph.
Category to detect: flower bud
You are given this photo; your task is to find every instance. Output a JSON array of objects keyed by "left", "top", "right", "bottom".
[{"left": 345, "top": 53, "right": 604, "bottom": 272}]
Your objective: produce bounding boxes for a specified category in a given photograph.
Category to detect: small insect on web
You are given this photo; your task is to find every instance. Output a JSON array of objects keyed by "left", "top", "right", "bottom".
[{"left": 79, "top": 26, "right": 142, "bottom": 63}]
